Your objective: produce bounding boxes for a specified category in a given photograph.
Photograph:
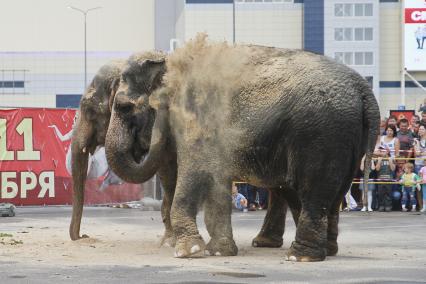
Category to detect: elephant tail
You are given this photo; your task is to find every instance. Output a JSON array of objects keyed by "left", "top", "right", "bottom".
[{"left": 361, "top": 86, "right": 380, "bottom": 208}]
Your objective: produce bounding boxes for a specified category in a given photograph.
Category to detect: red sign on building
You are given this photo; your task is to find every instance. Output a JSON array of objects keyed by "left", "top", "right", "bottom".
[{"left": 0, "top": 108, "right": 142, "bottom": 206}]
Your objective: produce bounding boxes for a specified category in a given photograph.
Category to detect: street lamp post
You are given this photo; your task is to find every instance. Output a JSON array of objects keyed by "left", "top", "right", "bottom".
[{"left": 68, "top": 6, "right": 102, "bottom": 90}]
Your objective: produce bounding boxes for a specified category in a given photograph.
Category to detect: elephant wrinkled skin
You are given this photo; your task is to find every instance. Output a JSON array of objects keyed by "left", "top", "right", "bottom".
[{"left": 105, "top": 37, "right": 380, "bottom": 261}]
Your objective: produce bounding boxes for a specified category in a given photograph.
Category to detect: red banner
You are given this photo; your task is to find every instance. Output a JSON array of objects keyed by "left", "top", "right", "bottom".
[
  {"left": 0, "top": 108, "right": 142, "bottom": 206},
  {"left": 405, "top": 8, "right": 426, "bottom": 23}
]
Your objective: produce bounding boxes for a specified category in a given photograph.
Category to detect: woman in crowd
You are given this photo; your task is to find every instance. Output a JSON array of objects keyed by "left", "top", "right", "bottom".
[
  {"left": 414, "top": 125, "right": 426, "bottom": 211},
  {"left": 379, "top": 125, "right": 400, "bottom": 158}
]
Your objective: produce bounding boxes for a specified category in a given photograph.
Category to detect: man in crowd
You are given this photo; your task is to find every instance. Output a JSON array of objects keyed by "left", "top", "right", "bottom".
[
  {"left": 420, "top": 111, "right": 426, "bottom": 127},
  {"left": 397, "top": 118, "right": 415, "bottom": 159}
]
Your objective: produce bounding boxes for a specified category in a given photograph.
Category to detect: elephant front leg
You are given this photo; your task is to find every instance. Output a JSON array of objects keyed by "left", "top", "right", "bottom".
[
  {"left": 160, "top": 186, "right": 176, "bottom": 247},
  {"left": 158, "top": 166, "right": 177, "bottom": 248},
  {"left": 170, "top": 172, "right": 207, "bottom": 258},
  {"left": 203, "top": 180, "right": 238, "bottom": 256}
]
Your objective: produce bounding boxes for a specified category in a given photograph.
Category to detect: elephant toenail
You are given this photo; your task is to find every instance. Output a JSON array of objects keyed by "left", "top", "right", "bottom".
[
  {"left": 289, "top": 255, "right": 297, "bottom": 262},
  {"left": 204, "top": 250, "right": 211, "bottom": 256},
  {"left": 190, "top": 245, "right": 200, "bottom": 254},
  {"left": 253, "top": 241, "right": 258, "bottom": 247},
  {"left": 215, "top": 252, "right": 221, "bottom": 256}
]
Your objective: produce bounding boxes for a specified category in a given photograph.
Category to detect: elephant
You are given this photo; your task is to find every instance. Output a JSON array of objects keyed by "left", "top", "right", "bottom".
[
  {"left": 105, "top": 51, "right": 178, "bottom": 246},
  {"left": 69, "top": 60, "right": 125, "bottom": 240},
  {"left": 105, "top": 35, "right": 380, "bottom": 261}
]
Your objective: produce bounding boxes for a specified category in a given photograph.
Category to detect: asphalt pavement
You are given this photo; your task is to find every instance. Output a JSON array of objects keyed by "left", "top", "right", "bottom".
[{"left": 1, "top": 206, "right": 425, "bottom": 284}]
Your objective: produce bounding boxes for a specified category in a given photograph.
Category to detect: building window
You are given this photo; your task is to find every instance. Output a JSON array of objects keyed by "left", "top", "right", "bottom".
[
  {"left": 335, "top": 52, "right": 344, "bottom": 63},
  {"left": 365, "top": 3, "right": 373, "bottom": 16},
  {"left": 335, "top": 28, "right": 373, "bottom": 41},
  {"left": 355, "top": 52, "right": 364, "bottom": 65},
  {"left": 364, "top": 52, "right": 374, "bottom": 65},
  {"left": 335, "top": 4, "right": 344, "bottom": 16},
  {"left": 344, "top": 28, "right": 353, "bottom": 41},
  {"left": 344, "top": 4, "right": 353, "bottom": 16},
  {"left": 334, "top": 52, "right": 374, "bottom": 66},
  {"left": 335, "top": 3, "right": 373, "bottom": 17},
  {"left": 0, "top": 69, "right": 28, "bottom": 94},
  {"left": 335, "top": 28, "right": 343, "bottom": 41}
]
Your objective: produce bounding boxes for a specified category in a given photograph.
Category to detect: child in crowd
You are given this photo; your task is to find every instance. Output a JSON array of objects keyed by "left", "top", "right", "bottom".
[
  {"left": 418, "top": 160, "right": 426, "bottom": 212},
  {"left": 232, "top": 184, "right": 248, "bottom": 212},
  {"left": 399, "top": 163, "right": 421, "bottom": 211},
  {"left": 375, "top": 149, "right": 396, "bottom": 212}
]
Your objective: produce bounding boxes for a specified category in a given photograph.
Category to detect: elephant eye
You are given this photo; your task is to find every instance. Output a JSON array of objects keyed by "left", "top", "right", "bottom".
[{"left": 116, "top": 102, "right": 133, "bottom": 113}]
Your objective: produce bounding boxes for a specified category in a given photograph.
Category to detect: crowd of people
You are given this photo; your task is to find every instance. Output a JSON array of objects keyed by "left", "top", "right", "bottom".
[
  {"left": 232, "top": 110, "right": 426, "bottom": 214},
  {"left": 348, "top": 111, "right": 426, "bottom": 213}
]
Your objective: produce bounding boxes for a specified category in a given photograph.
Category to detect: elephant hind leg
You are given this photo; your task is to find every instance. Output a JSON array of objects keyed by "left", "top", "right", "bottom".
[
  {"left": 252, "top": 188, "right": 287, "bottom": 248},
  {"left": 327, "top": 180, "right": 353, "bottom": 256}
]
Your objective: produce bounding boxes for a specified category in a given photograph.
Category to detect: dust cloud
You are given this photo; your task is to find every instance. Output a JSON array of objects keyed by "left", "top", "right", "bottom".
[{"left": 160, "top": 34, "right": 256, "bottom": 163}]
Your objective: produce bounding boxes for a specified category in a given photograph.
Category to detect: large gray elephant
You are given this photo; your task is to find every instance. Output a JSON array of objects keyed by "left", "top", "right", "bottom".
[
  {"left": 69, "top": 60, "right": 124, "bottom": 240},
  {"left": 105, "top": 36, "right": 379, "bottom": 261}
]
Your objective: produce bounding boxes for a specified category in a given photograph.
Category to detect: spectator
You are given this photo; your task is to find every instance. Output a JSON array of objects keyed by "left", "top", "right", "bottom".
[
  {"left": 236, "top": 183, "right": 257, "bottom": 211},
  {"left": 399, "top": 162, "right": 420, "bottom": 211},
  {"left": 411, "top": 114, "right": 420, "bottom": 126},
  {"left": 412, "top": 121, "right": 421, "bottom": 139},
  {"left": 254, "top": 187, "right": 268, "bottom": 210},
  {"left": 397, "top": 119, "right": 414, "bottom": 159},
  {"left": 419, "top": 99, "right": 426, "bottom": 113},
  {"left": 383, "top": 115, "right": 398, "bottom": 135},
  {"left": 414, "top": 125, "right": 426, "bottom": 173},
  {"left": 379, "top": 125, "right": 400, "bottom": 158},
  {"left": 375, "top": 148, "right": 396, "bottom": 212},
  {"left": 360, "top": 155, "right": 377, "bottom": 212},
  {"left": 232, "top": 183, "right": 248, "bottom": 212},
  {"left": 420, "top": 111, "right": 426, "bottom": 127},
  {"left": 418, "top": 160, "right": 426, "bottom": 212}
]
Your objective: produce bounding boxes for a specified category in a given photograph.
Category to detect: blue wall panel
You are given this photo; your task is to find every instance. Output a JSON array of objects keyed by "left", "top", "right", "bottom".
[
  {"left": 304, "top": 0, "right": 324, "bottom": 55},
  {"left": 56, "top": 94, "right": 82, "bottom": 109}
]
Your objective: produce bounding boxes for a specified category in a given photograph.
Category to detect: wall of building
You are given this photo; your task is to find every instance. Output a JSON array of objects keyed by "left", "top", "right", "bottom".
[
  {"left": 183, "top": 1, "right": 302, "bottom": 48},
  {"left": 324, "top": 0, "right": 380, "bottom": 100},
  {"left": 0, "top": 0, "right": 155, "bottom": 108}
]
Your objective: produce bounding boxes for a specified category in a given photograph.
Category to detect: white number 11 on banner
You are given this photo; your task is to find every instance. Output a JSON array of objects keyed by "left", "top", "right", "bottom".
[{"left": 0, "top": 118, "right": 41, "bottom": 161}]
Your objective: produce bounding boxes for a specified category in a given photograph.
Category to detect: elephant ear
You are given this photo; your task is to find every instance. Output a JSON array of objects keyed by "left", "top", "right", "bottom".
[
  {"left": 125, "top": 58, "right": 166, "bottom": 94},
  {"left": 108, "top": 77, "right": 121, "bottom": 111}
]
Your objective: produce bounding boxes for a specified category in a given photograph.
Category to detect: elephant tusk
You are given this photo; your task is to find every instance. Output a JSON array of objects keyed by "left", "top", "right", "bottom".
[{"left": 82, "top": 147, "right": 87, "bottom": 153}]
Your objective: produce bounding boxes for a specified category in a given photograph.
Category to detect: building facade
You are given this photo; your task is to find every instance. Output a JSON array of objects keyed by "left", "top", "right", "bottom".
[{"left": 1, "top": 0, "right": 425, "bottom": 118}]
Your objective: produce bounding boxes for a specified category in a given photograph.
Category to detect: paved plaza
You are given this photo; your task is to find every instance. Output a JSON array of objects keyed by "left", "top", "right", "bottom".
[{"left": 0, "top": 206, "right": 425, "bottom": 283}]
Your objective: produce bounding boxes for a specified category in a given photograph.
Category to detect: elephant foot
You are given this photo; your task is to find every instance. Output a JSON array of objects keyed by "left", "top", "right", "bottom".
[
  {"left": 160, "top": 232, "right": 176, "bottom": 248},
  {"left": 174, "top": 235, "right": 206, "bottom": 258},
  {"left": 252, "top": 235, "right": 283, "bottom": 248},
  {"left": 71, "top": 234, "right": 89, "bottom": 241},
  {"left": 326, "top": 240, "right": 338, "bottom": 256},
  {"left": 162, "top": 236, "right": 177, "bottom": 248},
  {"left": 285, "top": 241, "right": 326, "bottom": 262},
  {"left": 205, "top": 237, "right": 238, "bottom": 256}
]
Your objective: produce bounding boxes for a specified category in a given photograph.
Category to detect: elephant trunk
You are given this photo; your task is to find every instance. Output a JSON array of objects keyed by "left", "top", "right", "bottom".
[
  {"left": 105, "top": 106, "right": 169, "bottom": 184},
  {"left": 69, "top": 119, "right": 92, "bottom": 241}
]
